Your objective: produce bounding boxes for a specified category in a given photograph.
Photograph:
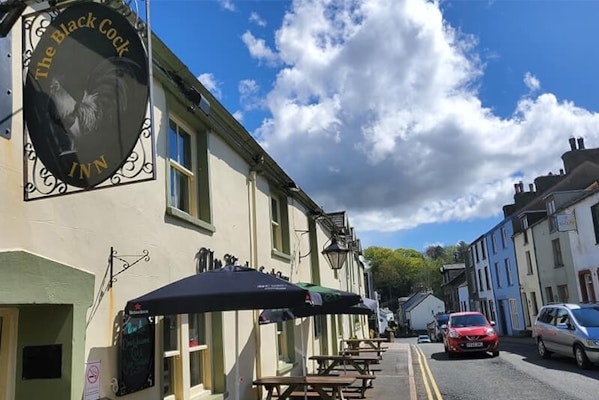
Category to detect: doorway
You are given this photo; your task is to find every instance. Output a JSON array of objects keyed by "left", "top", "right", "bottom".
[{"left": 0, "top": 309, "right": 17, "bottom": 400}]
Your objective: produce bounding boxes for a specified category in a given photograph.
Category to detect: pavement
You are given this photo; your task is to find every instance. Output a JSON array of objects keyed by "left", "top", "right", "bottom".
[{"left": 363, "top": 341, "right": 415, "bottom": 400}]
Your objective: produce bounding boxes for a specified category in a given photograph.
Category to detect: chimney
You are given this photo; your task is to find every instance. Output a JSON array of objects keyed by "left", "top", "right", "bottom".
[
  {"left": 569, "top": 137, "right": 577, "bottom": 150},
  {"left": 519, "top": 181, "right": 524, "bottom": 192},
  {"left": 577, "top": 137, "right": 585, "bottom": 150},
  {"left": 529, "top": 183, "right": 534, "bottom": 192},
  {"left": 560, "top": 169, "right": 564, "bottom": 175},
  {"left": 514, "top": 183, "right": 521, "bottom": 194}
]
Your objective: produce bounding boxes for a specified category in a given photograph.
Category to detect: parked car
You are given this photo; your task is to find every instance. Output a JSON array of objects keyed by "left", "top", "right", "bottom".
[
  {"left": 442, "top": 311, "right": 499, "bottom": 357},
  {"left": 533, "top": 303, "right": 599, "bottom": 369},
  {"left": 431, "top": 313, "right": 449, "bottom": 342},
  {"left": 417, "top": 334, "right": 431, "bottom": 344}
]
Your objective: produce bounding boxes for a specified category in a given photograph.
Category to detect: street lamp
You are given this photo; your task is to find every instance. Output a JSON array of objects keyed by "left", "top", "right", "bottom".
[{"left": 321, "top": 236, "right": 349, "bottom": 271}]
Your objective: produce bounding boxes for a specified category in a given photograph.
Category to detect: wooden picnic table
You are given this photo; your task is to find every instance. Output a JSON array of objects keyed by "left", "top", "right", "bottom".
[
  {"left": 309, "top": 354, "right": 380, "bottom": 376},
  {"left": 339, "top": 347, "right": 384, "bottom": 358},
  {"left": 341, "top": 338, "right": 388, "bottom": 352},
  {"left": 253, "top": 375, "right": 356, "bottom": 400}
]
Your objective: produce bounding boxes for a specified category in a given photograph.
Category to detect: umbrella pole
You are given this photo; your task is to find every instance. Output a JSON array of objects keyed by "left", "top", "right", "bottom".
[
  {"left": 300, "top": 318, "right": 307, "bottom": 400},
  {"left": 235, "top": 310, "right": 240, "bottom": 400}
]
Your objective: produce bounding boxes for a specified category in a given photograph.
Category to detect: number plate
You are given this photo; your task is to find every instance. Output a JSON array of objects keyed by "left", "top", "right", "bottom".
[{"left": 465, "top": 342, "right": 483, "bottom": 348}]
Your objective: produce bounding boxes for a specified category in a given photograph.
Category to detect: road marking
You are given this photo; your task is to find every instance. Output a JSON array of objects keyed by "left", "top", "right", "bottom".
[{"left": 414, "top": 345, "right": 443, "bottom": 400}]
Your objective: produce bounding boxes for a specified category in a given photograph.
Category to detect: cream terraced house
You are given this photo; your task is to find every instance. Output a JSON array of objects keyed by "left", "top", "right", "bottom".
[{"left": 0, "top": 2, "right": 371, "bottom": 400}]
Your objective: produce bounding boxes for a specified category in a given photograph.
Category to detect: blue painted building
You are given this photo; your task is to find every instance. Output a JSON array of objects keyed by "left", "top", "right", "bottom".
[{"left": 485, "top": 217, "right": 527, "bottom": 336}]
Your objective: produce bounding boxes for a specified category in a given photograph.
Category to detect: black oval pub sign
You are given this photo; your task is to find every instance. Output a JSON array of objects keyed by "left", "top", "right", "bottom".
[{"left": 24, "top": 2, "right": 149, "bottom": 188}]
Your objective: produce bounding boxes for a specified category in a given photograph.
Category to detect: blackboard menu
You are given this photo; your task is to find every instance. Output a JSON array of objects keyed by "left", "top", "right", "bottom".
[{"left": 117, "top": 315, "right": 154, "bottom": 396}]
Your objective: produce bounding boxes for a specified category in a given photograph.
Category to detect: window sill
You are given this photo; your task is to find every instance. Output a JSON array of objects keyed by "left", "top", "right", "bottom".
[
  {"left": 271, "top": 249, "right": 292, "bottom": 262},
  {"left": 277, "top": 361, "right": 294, "bottom": 375},
  {"left": 166, "top": 206, "right": 215, "bottom": 233},
  {"left": 193, "top": 393, "right": 223, "bottom": 400}
]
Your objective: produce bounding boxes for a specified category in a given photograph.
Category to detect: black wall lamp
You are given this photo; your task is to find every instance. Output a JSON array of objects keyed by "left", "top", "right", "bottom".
[{"left": 322, "top": 236, "right": 350, "bottom": 270}]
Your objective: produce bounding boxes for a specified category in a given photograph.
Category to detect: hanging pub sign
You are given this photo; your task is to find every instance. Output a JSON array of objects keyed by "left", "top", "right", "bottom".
[
  {"left": 23, "top": 2, "right": 149, "bottom": 189},
  {"left": 117, "top": 314, "right": 154, "bottom": 396}
]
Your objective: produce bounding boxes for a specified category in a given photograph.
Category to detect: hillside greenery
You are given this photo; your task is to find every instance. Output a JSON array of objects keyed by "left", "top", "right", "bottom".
[{"left": 364, "top": 241, "right": 469, "bottom": 311}]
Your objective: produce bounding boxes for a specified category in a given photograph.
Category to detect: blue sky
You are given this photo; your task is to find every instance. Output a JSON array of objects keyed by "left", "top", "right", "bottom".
[{"left": 142, "top": 0, "right": 599, "bottom": 252}]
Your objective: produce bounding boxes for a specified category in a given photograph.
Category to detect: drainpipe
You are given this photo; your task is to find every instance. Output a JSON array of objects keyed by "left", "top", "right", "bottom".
[{"left": 248, "top": 170, "right": 263, "bottom": 390}]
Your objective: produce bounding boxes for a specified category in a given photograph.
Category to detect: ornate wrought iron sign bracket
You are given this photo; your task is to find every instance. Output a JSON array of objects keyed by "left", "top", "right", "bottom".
[{"left": 109, "top": 246, "right": 150, "bottom": 288}]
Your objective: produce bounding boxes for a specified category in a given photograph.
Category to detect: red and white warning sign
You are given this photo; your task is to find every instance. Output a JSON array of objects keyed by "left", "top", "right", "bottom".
[{"left": 84, "top": 360, "right": 101, "bottom": 400}]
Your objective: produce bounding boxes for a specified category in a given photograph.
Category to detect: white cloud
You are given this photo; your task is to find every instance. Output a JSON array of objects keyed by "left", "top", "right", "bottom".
[
  {"left": 248, "top": 0, "right": 599, "bottom": 236},
  {"left": 197, "top": 73, "right": 222, "bottom": 99},
  {"left": 232, "top": 110, "right": 244, "bottom": 122},
  {"left": 241, "top": 31, "right": 280, "bottom": 66},
  {"left": 238, "top": 79, "right": 263, "bottom": 111},
  {"left": 218, "top": 0, "right": 235, "bottom": 12},
  {"left": 524, "top": 72, "right": 540, "bottom": 92},
  {"left": 249, "top": 11, "right": 266, "bottom": 27}
]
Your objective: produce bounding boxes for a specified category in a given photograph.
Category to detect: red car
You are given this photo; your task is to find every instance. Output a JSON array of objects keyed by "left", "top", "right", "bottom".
[{"left": 442, "top": 311, "right": 499, "bottom": 357}]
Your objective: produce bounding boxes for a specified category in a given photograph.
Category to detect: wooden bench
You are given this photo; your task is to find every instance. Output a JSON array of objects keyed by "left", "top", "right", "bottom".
[
  {"left": 318, "top": 373, "right": 376, "bottom": 397},
  {"left": 288, "top": 390, "right": 363, "bottom": 399}
]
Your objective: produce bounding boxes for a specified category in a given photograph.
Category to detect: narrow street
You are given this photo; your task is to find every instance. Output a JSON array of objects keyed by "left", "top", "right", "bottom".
[{"left": 406, "top": 337, "right": 599, "bottom": 400}]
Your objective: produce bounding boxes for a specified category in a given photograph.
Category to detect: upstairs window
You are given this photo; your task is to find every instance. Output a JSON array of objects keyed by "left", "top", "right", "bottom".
[
  {"left": 494, "top": 262, "right": 502, "bottom": 288},
  {"left": 547, "top": 199, "right": 557, "bottom": 232},
  {"left": 270, "top": 191, "right": 290, "bottom": 255},
  {"left": 501, "top": 226, "right": 507, "bottom": 248},
  {"left": 505, "top": 258, "right": 513, "bottom": 286},
  {"left": 167, "top": 117, "right": 212, "bottom": 228},
  {"left": 169, "top": 120, "right": 193, "bottom": 213},
  {"left": 552, "top": 239, "right": 564, "bottom": 267},
  {"left": 591, "top": 203, "right": 599, "bottom": 244},
  {"left": 525, "top": 251, "right": 533, "bottom": 275}
]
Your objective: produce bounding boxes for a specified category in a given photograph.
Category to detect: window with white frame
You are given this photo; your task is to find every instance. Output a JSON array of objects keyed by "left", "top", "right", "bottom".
[
  {"left": 270, "top": 191, "right": 290, "bottom": 254},
  {"left": 188, "top": 313, "right": 210, "bottom": 396},
  {"left": 501, "top": 226, "right": 507, "bottom": 248},
  {"left": 163, "top": 315, "right": 180, "bottom": 400},
  {"left": 169, "top": 120, "right": 193, "bottom": 214},
  {"left": 494, "top": 262, "right": 502, "bottom": 287},
  {"left": 552, "top": 239, "right": 564, "bottom": 267},
  {"left": 478, "top": 270, "right": 483, "bottom": 292},
  {"left": 509, "top": 298, "right": 521, "bottom": 330},
  {"left": 162, "top": 314, "right": 212, "bottom": 400},
  {"left": 557, "top": 284, "right": 569, "bottom": 303},
  {"left": 505, "top": 258, "right": 513, "bottom": 286},
  {"left": 167, "top": 117, "right": 212, "bottom": 227},
  {"left": 547, "top": 199, "right": 557, "bottom": 232},
  {"left": 276, "top": 321, "right": 294, "bottom": 367},
  {"left": 525, "top": 251, "right": 533, "bottom": 275}
]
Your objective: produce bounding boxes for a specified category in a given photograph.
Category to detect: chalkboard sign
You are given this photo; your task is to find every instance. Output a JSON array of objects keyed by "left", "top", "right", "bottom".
[{"left": 117, "top": 315, "right": 154, "bottom": 396}]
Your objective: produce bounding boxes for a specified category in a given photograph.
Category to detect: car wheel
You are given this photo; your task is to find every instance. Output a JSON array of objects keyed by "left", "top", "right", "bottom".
[
  {"left": 537, "top": 338, "right": 551, "bottom": 359},
  {"left": 492, "top": 351, "right": 499, "bottom": 357},
  {"left": 575, "top": 345, "right": 592, "bottom": 369}
]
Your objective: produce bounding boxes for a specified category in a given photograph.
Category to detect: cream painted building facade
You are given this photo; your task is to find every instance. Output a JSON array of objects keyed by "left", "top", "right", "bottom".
[{"left": 0, "top": 2, "right": 370, "bottom": 400}]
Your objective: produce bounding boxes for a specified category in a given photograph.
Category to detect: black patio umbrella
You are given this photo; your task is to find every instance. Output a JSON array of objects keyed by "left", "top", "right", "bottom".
[{"left": 125, "top": 265, "right": 320, "bottom": 316}]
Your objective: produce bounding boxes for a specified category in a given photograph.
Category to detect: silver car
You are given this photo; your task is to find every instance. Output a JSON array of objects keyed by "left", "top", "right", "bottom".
[{"left": 533, "top": 303, "right": 599, "bottom": 369}]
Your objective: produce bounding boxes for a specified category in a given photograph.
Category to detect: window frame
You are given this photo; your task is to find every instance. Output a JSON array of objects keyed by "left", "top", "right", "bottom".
[
  {"left": 552, "top": 238, "right": 564, "bottom": 267},
  {"left": 270, "top": 190, "right": 290, "bottom": 256},
  {"left": 166, "top": 116, "right": 214, "bottom": 232},
  {"left": 591, "top": 203, "right": 599, "bottom": 244}
]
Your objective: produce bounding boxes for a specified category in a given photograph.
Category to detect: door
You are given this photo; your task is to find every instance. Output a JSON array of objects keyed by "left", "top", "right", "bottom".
[{"left": 0, "top": 309, "right": 18, "bottom": 400}]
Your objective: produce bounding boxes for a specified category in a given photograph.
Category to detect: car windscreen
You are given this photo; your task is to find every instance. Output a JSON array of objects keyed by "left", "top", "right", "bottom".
[
  {"left": 450, "top": 314, "right": 488, "bottom": 327},
  {"left": 571, "top": 307, "right": 599, "bottom": 327}
]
